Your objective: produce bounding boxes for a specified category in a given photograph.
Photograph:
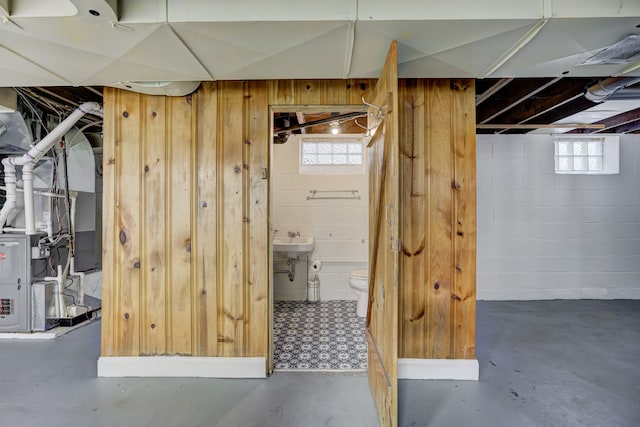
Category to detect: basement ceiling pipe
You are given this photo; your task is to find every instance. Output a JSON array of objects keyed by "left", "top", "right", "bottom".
[
  {"left": 585, "top": 76, "right": 640, "bottom": 103},
  {"left": 0, "top": 101, "right": 102, "bottom": 232}
]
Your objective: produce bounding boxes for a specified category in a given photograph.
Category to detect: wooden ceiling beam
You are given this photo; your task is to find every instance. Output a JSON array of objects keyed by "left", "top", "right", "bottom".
[
  {"left": 602, "top": 119, "right": 640, "bottom": 134},
  {"left": 494, "top": 97, "right": 598, "bottom": 135},
  {"left": 477, "top": 123, "right": 605, "bottom": 130},
  {"left": 477, "top": 77, "right": 562, "bottom": 124},
  {"left": 490, "top": 78, "right": 592, "bottom": 130},
  {"left": 476, "top": 78, "right": 513, "bottom": 106},
  {"left": 569, "top": 107, "right": 640, "bottom": 134}
]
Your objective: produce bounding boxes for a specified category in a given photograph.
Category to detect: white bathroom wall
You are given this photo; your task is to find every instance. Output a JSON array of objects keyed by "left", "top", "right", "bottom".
[
  {"left": 477, "top": 134, "right": 640, "bottom": 300},
  {"left": 272, "top": 134, "right": 368, "bottom": 300}
]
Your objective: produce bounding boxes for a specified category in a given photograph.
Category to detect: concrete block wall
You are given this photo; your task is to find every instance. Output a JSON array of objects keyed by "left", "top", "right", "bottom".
[
  {"left": 272, "top": 135, "right": 368, "bottom": 301},
  {"left": 477, "top": 134, "right": 640, "bottom": 300}
]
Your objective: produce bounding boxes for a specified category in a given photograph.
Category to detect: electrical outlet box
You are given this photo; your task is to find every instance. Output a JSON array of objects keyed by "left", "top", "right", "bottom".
[{"left": 31, "top": 246, "right": 50, "bottom": 260}]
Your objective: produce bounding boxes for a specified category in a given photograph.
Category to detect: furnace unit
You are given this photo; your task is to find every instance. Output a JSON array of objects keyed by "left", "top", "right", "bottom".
[{"left": 0, "top": 234, "right": 47, "bottom": 332}]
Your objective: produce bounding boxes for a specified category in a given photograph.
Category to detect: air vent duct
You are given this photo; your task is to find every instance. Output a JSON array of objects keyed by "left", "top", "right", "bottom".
[
  {"left": 580, "top": 34, "right": 640, "bottom": 65},
  {"left": 585, "top": 77, "right": 640, "bottom": 103},
  {"left": 107, "top": 81, "right": 201, "bottom": 96}
]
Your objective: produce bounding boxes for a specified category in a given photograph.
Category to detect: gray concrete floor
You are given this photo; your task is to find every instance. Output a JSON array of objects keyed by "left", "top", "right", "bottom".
[{"left": 0, "top": 300, "right": 638, "bottom": 427}]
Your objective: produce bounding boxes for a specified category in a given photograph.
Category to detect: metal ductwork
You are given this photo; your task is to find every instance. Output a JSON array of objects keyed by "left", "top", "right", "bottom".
[
  {"left": 585, "top": 77, "right": 640, "bottom": 103},
  {"left": 106, "top": 81, "right": 201, "bottom": 96}
]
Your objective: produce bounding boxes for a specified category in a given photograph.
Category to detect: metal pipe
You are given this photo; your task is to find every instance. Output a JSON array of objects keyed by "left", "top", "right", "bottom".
[
  {"left": 0, "top": 101, "right": 102, "bottom": 232},
  {"left": 601, "top": 88, "right": 640, "bottom": 101},
  {"left": 275, "top": 257, "right": 298, "bottom": 282},
  {"left": 585, "top": 77, "right": 640, "bottom": 103},
  {"left": 69, "top": 256, "right": 85, "bottom": 307},
  {"left": 0, "top": 185, "right": 67, "bottom": 198},
  {"left": 44, "top": 265, "right": 67, "bottom": 319},
  {"left": 273, "top": 111, "right": 366, "bottom": 135},
  {"left": 0, "top": 162, "right": 17, "bottom": 228},
  {"left": 22, "top": 163, "right": 35, "bottom": 235},
  {"left": 61, "top": 146, "right": 74, "bottom": 255}
]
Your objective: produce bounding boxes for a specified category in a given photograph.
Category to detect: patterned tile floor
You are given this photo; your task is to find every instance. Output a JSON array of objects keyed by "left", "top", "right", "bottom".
[{"left": 273, "top": 300, "right": 368, "bottom": 371}]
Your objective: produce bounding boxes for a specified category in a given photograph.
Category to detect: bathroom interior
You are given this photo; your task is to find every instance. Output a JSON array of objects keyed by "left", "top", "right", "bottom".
[{"left": 271, "top": 108, "right": 370, "bottom": 371}]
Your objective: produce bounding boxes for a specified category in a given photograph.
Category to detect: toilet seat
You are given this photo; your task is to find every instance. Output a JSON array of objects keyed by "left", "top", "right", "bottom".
[
  {"left": 350, "top": 269, "right": 368, "bottom": 279},
  {"left": 349, "top": 269, "right": 369, "bottom": 317}
]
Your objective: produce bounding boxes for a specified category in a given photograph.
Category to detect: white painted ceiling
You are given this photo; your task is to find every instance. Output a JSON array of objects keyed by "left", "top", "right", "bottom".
[{"left": 1, "top": 0, "right": 639, "bottom": 87}]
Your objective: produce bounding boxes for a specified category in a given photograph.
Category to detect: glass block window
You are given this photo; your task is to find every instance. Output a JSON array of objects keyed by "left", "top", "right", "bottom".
[
  {"left": 554, "top": 136, "right": 619, "bottom": 175},
  {"left": 299, "top": 135, "right": 367, "bottom": 175},
  {"left": 301, "top": 140, "right": 363, "bottom": 166}
]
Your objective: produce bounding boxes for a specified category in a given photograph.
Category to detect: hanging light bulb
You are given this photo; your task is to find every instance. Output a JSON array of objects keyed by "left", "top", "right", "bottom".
[{"left": 330, "top": 121, "right": 340, "bottom": 135}]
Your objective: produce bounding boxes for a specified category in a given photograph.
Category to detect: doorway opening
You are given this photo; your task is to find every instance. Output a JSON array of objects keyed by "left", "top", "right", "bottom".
[{"left": 270, "top": 106, "right": 371, "bottom": 372}]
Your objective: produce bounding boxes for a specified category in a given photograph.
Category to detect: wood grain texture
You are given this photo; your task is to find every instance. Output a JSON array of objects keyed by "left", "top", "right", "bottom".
[
  {"left": 141, "top": 95, "right": 167, "bottom": 355},
  {"left": 398, "top": 79, "right": 476, "bottom": 360},
  {"left": 218, "top": 81, "right": 245, "bottom": 357},
  {"left": 398, "top": 79, "right": 426, "bottom": 358},
  {"left": 117, "top": 90, "right": 142, "bottom": 356},
  {"left": 101, "top": 77, "right": 474, "bottom": 376},
  {"left": 194, "top": 82, "right": 219, "bottom": 356},
  {"left": 451, "top": 79, "right": 477, "bottom": 359},
  {"left": 427, "top": 79, "right": 454, "bottom": 359},
  {"left": 246, "top": 81, "right": 269, "bottom": 358},
  {"left": 167, "top": 96, "right": 193, "bottom": 354},
  {"left": 103, "top": 79, "right": 379, "bottom": 358},
  {"left": 100, "top": 87, "right": 117, "bottom": 357},
  {"left": 367, "top": 41, "right": 399, "bottom": 427}
]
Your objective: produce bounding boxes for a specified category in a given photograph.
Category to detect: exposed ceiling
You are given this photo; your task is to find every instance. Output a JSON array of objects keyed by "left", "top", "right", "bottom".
[
  {"left": 2, "top": 0, "right": 640, "bottom": 134},
  {"left": 476, "top": 77, "right": 640, "bottom": 135}
]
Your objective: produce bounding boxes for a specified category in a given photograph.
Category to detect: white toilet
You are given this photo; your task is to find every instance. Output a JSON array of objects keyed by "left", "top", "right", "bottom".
[{"left": 349, "top": 269, "right": 369, "bottom": 317}]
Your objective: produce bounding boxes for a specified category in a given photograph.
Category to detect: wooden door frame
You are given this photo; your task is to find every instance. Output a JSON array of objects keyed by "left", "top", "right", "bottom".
[{"left": 267, "top": 104, "right": 368, "bottom": 374}]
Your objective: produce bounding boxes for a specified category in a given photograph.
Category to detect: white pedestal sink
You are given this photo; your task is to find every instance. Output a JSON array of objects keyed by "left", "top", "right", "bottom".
[{"left": 273, "top": 236, "right": 314, "bottom": 258}]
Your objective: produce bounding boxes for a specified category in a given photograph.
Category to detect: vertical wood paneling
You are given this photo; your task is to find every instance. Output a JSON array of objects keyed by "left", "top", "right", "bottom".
[
  {"left": 398, "top": 79, "right": 476, "bottom": 361},
  {"left": 268, "top": 80, "right": 294, "bottom": 105},
  {"left": 399, "top": 79, "right": 426, "bottom": 358},
  {"left": 320, "top": 80, "right": 347, "bottom": 105},
  {"left": 117, "top": 90, "right": 142, "bottom": 356},
  {"left": 269, "top": 79, "right": 375, "bottom": 106},
  {"left": 366, "top": 40, "right": 399, "bottom": 427},
  {"left": 141, "top": 95, "right": 167, "bottom": 355},
  {"left": 346, "top": 80, "right": 374, "bottom": 105},
  {"left": 100, "top": 88, "right": 117, "bottom": 357},
  {"left": 451, "top": 79, "right": 476, "bottom": 359},
  {"left": 102, "top": 78, "right": 475, "bottom": 365},
  {"left": 218, "top": 81, "right": 245, "bottom": 357},
  {"left": 167, "top": 96, "right": 194, "bottom": 354},
  {"left": 294, "top": 80, "right": 321, "bottom": 105},
  {"left": 194, "top": 82, "right": 219, "bottom": 356},
  {"left": 246, "top": 81, "right": 269, "bottom": 357},
  {"left": 426, "top": 80, "right": 454, "bottom": 359}
]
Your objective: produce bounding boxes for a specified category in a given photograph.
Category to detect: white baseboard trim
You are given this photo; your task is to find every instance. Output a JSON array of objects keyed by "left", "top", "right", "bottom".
[
  {"left": 97, "top": 356, "right": 266, "bottom": 378},
  {"left": 478, "top": 288, "right": 640, "bottom": 301},
  {"left": 398, "top": 358, "right": 479, "bottom": 381}
]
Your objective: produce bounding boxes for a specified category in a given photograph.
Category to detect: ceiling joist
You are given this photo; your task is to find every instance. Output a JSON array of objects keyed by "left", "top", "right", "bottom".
[
  {"left": 477, "top": 123, "right": 605, "bottom": 130},
  {"left": 478, "top": 78, "right": 561, "bottom": 124},
  {"left": 569, "top": 107, "right": 640, "bottom": 134},
  {"left": 475, "top": 78, "right": 513, "bottom": 106}
]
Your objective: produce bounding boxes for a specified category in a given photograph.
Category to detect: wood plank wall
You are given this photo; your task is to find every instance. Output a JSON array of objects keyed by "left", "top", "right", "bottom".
[
  {"left": 101, "top": 78, "right": 475, "bottom": 360},
  {"left": 398, "top": 79, "right": 477, "bottom": 360},
  {"left": 101, "top": 80, "right": 374, "bottom": 357}
]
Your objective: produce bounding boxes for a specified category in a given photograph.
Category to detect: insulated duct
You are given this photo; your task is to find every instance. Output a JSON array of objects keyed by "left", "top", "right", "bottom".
[
  {"left": 585, "top": 77, "right": 640, "bottom": 103},
  {"left": 0, "top": 102, "right": 102, "bottom": 232}
]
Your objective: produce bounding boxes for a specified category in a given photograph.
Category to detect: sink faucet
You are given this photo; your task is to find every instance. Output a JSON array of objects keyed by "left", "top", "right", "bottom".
[{"left": 288, "top": 231, "right": 300, "bottom": 238}]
